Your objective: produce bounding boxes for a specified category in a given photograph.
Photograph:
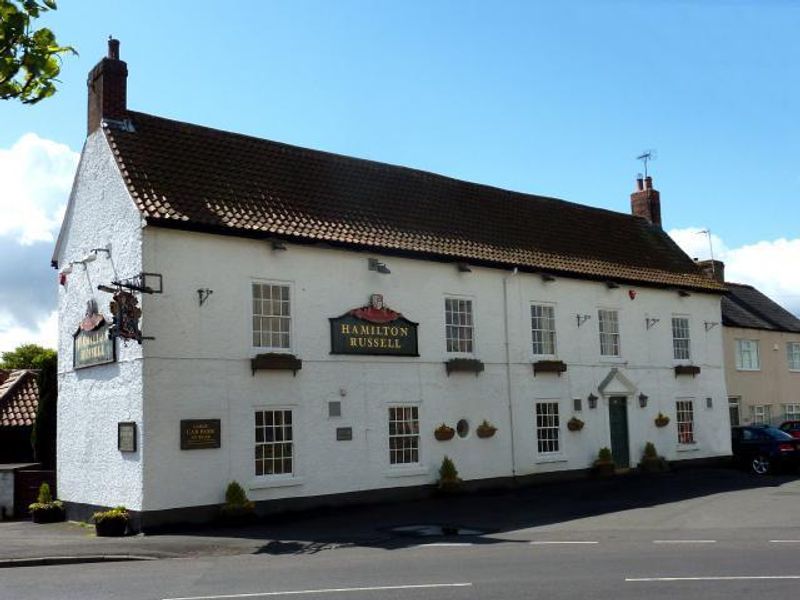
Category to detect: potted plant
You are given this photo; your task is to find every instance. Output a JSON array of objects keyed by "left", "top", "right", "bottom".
[
  {"left": 567, "top": 417, "right": 585, "bottom": 432},
  {"left": 654, "top": 413, "right": 670, "bottom": 428},
  {"left": 476, "top": 419, "right": 497, "bottom": 438},
  {"left": 28, "top": 483, "right": 65, "bottom": 524},
  {"left": 92, "top": 506, "right": 129, "bottom": 537},
  {"left": 434, "top": 423, "right": 455, "bottom": 441},
  {"left": 437, "top": 455, "right": 462, "bottom": 494},
  {"left": 219, "top": 481, "right": 256, "bottom": 524},
  {"left": 592, "top": 447, "right": 615, "bottom": 477},
  {"left": 638, "top": 441, "right": 669, "bottom": 473}
]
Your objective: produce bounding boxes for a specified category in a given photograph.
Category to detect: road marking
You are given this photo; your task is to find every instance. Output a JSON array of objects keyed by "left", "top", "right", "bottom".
[
  {"left": 770, "top": 540, "right": 800, "bottom": 543},
  {"left": 162, "top": 582, "right": 473, "bottom": 600},
  {"left": 652, "top": 540, "right": 716, "bottom": 544},
  {"left": 627, "top": 575, "right": 800, "bottom": 582},
  {"left": 415, "top": 542, "right": 473, "bottom": 548},
  {"left": 529, "top": 540, "right": 599, "bottom": 545}
]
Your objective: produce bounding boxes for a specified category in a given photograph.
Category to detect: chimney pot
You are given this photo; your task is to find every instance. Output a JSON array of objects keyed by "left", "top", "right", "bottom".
[
  {"left": 636, "top": 177, "right": 644, "bottom": 191},
  {"left": 87, "top": 38, "right": 128, "bottom": 135},
  {"left": 108, "top": 37, "right": 120, "bottom": 60},
  {"left": 644, "top": 176, "right": 653, "bottom": 190}
]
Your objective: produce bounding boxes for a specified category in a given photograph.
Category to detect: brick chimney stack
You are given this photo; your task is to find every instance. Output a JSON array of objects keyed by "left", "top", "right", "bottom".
[
  {"left": 87, "top": 38, "right": 128, "bottom": 135},
  {"left": 696, "top": 259, "right": 725, "bottom": 283},
  {"left": 630, "top": 175, "right": 662, "bottom": 228}
]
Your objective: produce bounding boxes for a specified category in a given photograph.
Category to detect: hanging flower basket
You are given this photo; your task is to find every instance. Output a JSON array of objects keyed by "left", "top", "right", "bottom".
[
  {"left": 567, "top": 417, "right": 585, "bottom": 432},
  {"left": 476, "top": 420, "right": 497, "bottom": 439},
  {"left": 434, "top": 423, "right": 455, "bottom": 441},
  {"left": 654, "top": 413, "right": 670, "bottom": 428}
]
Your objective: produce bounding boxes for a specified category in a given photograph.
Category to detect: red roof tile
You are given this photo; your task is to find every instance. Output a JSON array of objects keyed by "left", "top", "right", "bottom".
[
  {"left": 0, "top": 370, "right": 39, "bottom": 427},
  {"left": 103, "top": 112, "right": 725, "bottom": 292}
]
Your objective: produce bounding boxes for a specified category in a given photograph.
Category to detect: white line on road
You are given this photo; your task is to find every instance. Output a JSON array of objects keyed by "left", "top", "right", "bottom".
[
  {"left": 652, "top": 540, "right": 717, "bottom": 544},
  {"left": 770, "top": 540, "right": 800, "bottom": 543},
  {"left": 162, "top": 582, "right": 473, "bottom": 600},
  {"left": 529, "top": 541, "right": 599, "bottom": 545},
  {"left": 627, "top": 575, "right": 800, "bottom": 582},
  {"left": 415, "top": 542, "right": 474, "bottom": 548}
]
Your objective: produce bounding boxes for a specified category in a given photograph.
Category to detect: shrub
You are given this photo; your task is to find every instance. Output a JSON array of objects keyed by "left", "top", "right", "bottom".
[
  {"left": 92, "top": 506, "right": 129, "bottom": 524},
  {"left": 37, "top": 482, "right": 53, "bottom": 504},
  {"left": 220, "top": 481, "right": 256, "bottom": 522},
  {"left": 597, "top": 447, "right": 613, "bottom": 463},
  {"left": 643, "top": 441, "right": 658, "bottom": 459},
  {"left": 438, "top": 455, "right": 462, "bottom": 493},
  {"left": 28, "top": 482, "right": 64, "bottom": 523}
]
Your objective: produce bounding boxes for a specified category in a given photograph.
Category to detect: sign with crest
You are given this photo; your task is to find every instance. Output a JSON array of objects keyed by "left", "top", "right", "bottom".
[
  {"left": 73, "top": 300, "right": 116, "bottom": 369},
  {"left": 330, "top": 294, "right": 419, "bottom": 356},
  {"left": 110, "top": 290, "right": 143, "bottom": 343}
]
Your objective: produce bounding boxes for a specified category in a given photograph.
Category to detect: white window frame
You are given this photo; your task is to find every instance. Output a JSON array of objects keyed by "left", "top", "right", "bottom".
[
  {"left": 254, "top": 408, "right": 294, "bottom": 478},
  {"left": 728, "top": 396, "right": 740, "bottom": 427},
  {"left": 785, "top": 403, "right": 800, "bottom": 421},
  {"left": 535, "top": 400, "right": 561, "bottom": 455},
  {"left": 752, "top": 404, "right": 771, "bottom": 425},
  {"left": 676, "top": 399, "right": 695, "bottom": 445},
  {"left": 787, "top": 342, "right": 800, "bottom": 371},
  {"left": 735, "top": 339, "right": 760, "bottom": 371},
  {"left": 444, "top": 296, "right": 475, "bottom": 355},
  {"left": 598, "top": 309, "right": 621, "bottom": 357},
  {"left": 531, "top": 303, "right": 557, "bottom": 357},
  {"left": 671, "top": 316, "right": 691, "bottom": 361},
  {"left": 251, "top": 281, "right": 293, "bottom": 352},
  {"left": 388, "top": 405, "right": 420, "bottom": 466}
]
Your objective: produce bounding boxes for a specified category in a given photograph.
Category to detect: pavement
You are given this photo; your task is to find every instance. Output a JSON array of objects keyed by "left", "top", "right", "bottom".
[{"left": 2, "top": 466, "right": 798, "bottom": 568}]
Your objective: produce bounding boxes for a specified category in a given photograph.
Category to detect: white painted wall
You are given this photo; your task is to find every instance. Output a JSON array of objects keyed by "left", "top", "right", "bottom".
[
  {"left": 55, "top": 130, "right": 145, "bottom": 510},
  {"left": 139, "top": 227, "right": 731, "bottom": 511}
]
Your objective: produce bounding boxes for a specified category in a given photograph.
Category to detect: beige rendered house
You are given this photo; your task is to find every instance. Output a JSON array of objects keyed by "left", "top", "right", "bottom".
[{"left": 699, "top": 261, "right": 800, "bottom": 426}]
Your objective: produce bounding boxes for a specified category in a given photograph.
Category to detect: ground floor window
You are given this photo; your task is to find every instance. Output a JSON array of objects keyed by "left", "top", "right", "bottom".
[
  {"left": 255, "top": 409, "right": 293, "bottom": 476},
  {"left": 752, "top": 404, "right": 771, "bottom": 425},
  {"left": 785, "top": 404, "right": 800, "bottom": 421},
  {"left": 728, "top": 397, "right": 740, "bottom": 427},
  {"left": 536, "top": 401, "right": 560, "bottom": 454},
  {"left": 389, "top": 406, "right": 419, "bottom": 465},
  {"left": 676, "top": 400, "right": 694, "bottom": 444}
]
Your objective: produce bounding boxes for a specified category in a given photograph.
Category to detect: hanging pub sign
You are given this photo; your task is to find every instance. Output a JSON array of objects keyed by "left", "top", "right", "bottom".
[
  {"left": 110, "top": 290, "right": 143, "bottom": 343},
  {"left": 73, "top": 300, "right": 116, "bottom": 369},
  {"left": 330, "top": 294, "right": 419, "bottom": 356}
]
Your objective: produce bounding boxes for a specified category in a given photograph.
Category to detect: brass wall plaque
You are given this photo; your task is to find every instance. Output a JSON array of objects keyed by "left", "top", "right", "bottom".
[
  {"left": 180, "top": 419, "right": 221, "bottom": 450},
  {"left": 336, "top": 427, "right": 353, "bottom": 441}
]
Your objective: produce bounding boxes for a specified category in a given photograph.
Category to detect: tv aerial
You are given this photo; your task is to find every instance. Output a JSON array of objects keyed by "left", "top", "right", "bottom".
[{"left": 636, "top": 149, "right": 657, "bottom": 178}]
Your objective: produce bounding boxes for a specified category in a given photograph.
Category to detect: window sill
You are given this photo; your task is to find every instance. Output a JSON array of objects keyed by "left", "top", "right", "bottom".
[
  {"left": 385, "top": 465, "right": 429, "bottom": 478},
  {"left": 675, "top": 444, "right": 699, "bottom": 453},
  {"left": 735, "top": 368, "right": 760, "bottom": 372},
  {"left": 248, "top": 476, "right": 305, "bottom": 490},
  {"left": 535, "top": 454, "right": 568, "bottom": 464},
  {"left": 599, "top": 357, "right": 626, "bottom": 363}
]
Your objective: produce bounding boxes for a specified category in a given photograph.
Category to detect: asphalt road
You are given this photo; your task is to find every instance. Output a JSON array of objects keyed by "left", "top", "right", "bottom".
[{"left": 3, "top": 469, "right": 800, "bottom": 600}]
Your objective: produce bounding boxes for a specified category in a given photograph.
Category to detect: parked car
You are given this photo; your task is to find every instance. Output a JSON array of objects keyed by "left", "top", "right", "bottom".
[
  {"left": 731, "top": 425, "right": 800, "bottom": 475},
  {"left": 779, "top": 421, "right": 800, "bottom": 439}
]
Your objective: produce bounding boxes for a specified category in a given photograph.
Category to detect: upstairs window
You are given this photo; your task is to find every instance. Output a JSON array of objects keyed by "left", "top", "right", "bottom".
[
  {"left": 531, "top": 304, "right": 557, "bottom": 356},
  {"left": 672, "top": 317, "right": 691, "bottom": 360},
  {"left": 252, "top": 283, "right": 291, "bottom": 350},
  {"left": 735, "top": 339, "right": 760, "bottom": 371},
  {"left": 788, "top": 342, "right": 800, "bottom": 371},
  {"left": 445, "top": 298, "right": 474, "bottom": 353},
  {"left": 676, "top": 400, "right": 695, "bottom": 444},
  {"left": 598, "top": 309, "right": 620, "bottom": 357}
]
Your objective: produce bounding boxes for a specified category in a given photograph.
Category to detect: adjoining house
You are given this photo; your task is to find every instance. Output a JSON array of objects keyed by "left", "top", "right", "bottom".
[
  {"left": 53, "top": 40, "right": 731, "bottom": 531},
  {"left": 0, "top": 370, "right": 39, "bottom": 463},
  {"left": 697, "top": 261, "right": 800, "bottom": 426}
]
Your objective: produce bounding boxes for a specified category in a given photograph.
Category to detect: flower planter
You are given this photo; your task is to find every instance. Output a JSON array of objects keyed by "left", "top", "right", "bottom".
[
  {"left": 476, "top": 421, "right": 497, "bottom": 439},
  {"left": 532, "top": 360, "right": 568, "bottom": 376},
  {"left": 95, "top": 518, "right": 127, "bottom": 537},
  {"left": 654, "top": 414, "right": 670, "bottom": 428},
  {"left": 567, "top": 417, "right": 584, "bottom": 432},
  {"left": 444, "top": 358, "right": 484, "bottom": 376},
  {"left": 30, "top": 505, "right": 65, "bottom": 524},
  {"left": 434, "top": 425, "right": 455, "bottom": 441},
  {"left": 592, "top": 461, "right": 615, "bottom": 478}
]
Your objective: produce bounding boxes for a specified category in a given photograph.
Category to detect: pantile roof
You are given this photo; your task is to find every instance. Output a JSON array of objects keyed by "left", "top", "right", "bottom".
[
  {"left": 722, "top": 283, "right": 800, "bottom": 332},
  {"left": 99, "top": 111, "right": 725, "bottom": 292},
  {"left": 0, "top": 370, "right": 39, "bottom": 427}
]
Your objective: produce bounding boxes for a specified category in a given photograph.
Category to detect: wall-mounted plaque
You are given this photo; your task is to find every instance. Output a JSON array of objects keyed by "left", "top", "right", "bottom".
[
  {"left": 336, "top": 427, "right": 353, "bottom": 441},
  {"left": 118, "top": 422, "right": 137, "bottom": 452},
  {"left": 73, "top": 300, "right": 115, "bottom": 369},
  {"left": 180, "top": 419, "right": 221, "bottom": 450},
  {"left": 330, "top": 295, "right": 419, "bottom": 356}
]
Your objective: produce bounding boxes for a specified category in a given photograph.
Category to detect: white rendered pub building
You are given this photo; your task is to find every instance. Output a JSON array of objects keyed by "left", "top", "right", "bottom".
[{"left": 53, "top": 41, "right": 731, "bottom": 530}]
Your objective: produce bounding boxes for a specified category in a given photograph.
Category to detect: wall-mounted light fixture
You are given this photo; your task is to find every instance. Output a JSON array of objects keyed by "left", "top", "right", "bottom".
[
  {"left": 605, "top": 281, "right": 619, "bottom": 289},
  {"left": 368, "top": 258, "right": 391, "bottom": 274},
  {"left": 638, "top": 393, "right": 649, "bottom": 408},
  {"left": 271, "top": 240, "right": 287, "bottom": 251},
  {"left": 60, "top": 264, "right": 73, "bottom": 275},
  {"left": 704, "top": 321, "right": 719, "bottom": 331},
  {"left": 576, "top": 314, "right": 591, "bottom": 327},
  {"left": 678, "top": 289, "right": 691, "bottom": 297},
  {"left": 587, "top": 393, "right": 598, "bottom": 409},
  {"left": 197, "top": 288, "right": 213, "bottom": 306},
  {"left": 646, "top": 317, "right": 660, "bottom": 330},
  {"left": 540, "top": 273, "right": 556, "bottom": 282},
  {"left": 456, "top": 262, "right": 472, "bottom": 273},
  {"left": 90, "top": 244, "right": 112, "bottom": 258}
]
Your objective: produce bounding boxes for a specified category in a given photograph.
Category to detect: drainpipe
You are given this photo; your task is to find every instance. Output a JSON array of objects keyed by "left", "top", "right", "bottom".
[{"left": 503, "top": 267, "right": 519, "bottom": 478}]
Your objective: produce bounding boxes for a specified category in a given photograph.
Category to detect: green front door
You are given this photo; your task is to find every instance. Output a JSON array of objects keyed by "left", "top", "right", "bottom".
[{"left": 608, "top": 396, "right": 630, "bottom": 468}]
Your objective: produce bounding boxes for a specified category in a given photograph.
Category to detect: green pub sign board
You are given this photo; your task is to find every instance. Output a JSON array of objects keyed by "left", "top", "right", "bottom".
[
  {"left": 73, "top": 306, "right": 116, "bottom": 370},
  {"left": 330, "top": 295, "right": 419, "bottom": 356}
]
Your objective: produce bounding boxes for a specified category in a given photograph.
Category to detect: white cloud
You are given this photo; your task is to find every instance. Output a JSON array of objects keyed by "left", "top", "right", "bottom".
[
  {"left": 670, "top": 228, "right": 800, "bottom": 317},
  {"left": 0, "top": 133, "right": 79, "bottom": 245},
  {"left": 0, "top": 310, "right": 57, "bottom": 354}
]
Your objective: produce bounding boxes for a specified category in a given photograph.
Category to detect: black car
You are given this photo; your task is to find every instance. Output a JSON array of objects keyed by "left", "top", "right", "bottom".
[{"left": 731, "top": 426, "right": 800, "bottom": 475}]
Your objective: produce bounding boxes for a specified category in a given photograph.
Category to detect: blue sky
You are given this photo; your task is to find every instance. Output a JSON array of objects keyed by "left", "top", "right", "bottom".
[{"left": 1, "top": 0, "right": 799, "bottom": 350}]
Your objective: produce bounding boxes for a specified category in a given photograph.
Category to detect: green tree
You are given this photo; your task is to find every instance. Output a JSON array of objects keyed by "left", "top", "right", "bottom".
[
  {"left": 0, "top": 0, "right": 76, "bottom": 104},
  {"left": 31, "top": 352, "right": 57, "bottom": 467},
  {"left": 0, "top": 343, "right": 56, "bottom": 369}
]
